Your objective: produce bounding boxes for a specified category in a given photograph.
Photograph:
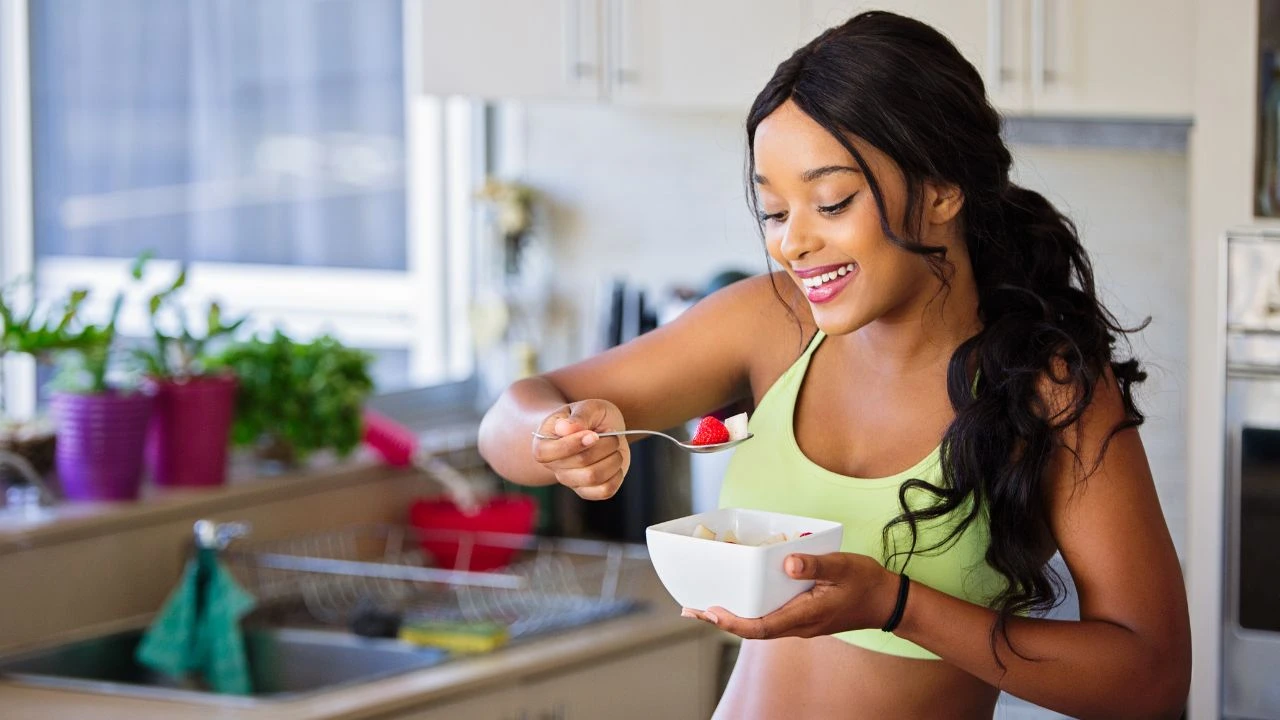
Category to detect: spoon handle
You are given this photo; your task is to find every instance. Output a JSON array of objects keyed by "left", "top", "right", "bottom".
[
  {"left": 595, "top": 429, "right": 674, "bottom": 441},
  {"left": 530, "top": 429, "right": 673, "bottom": 442}
]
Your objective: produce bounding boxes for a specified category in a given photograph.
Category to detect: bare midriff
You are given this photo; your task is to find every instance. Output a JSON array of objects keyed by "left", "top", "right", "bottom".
[{"left": 713, "top": 636, "right": 999, "bottom": 720}]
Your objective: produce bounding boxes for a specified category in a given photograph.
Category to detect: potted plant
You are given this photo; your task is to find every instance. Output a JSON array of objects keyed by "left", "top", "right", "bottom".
[
  {"left": 0, "top": 281, "right": 94, "bottom": 492},
  {"left": 210, "top": 331, "right": 374, "bottom": 470},
  {"left": 131, "top": 255, "right": 246, "bottom": 488},
  {"left": 48, "top": 291, "right": 155, "bottom": 501}
]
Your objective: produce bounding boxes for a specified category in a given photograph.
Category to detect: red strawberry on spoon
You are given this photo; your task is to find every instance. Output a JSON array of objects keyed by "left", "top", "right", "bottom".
[{"left": 691, "top": 416, "right": 730, "bottom": 446}]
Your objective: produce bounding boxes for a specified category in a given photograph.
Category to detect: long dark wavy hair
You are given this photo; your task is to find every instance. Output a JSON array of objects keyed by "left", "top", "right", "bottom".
[{"left": 745, "top": 11, "right": 1146, "bottom": 658}]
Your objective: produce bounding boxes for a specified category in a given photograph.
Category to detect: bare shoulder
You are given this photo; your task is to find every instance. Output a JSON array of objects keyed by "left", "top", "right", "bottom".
[
  {"left": 707, "top": 272, "right": 816, "bottom": 398},
  {"left": 540, "top": 271, "right": 813, "bottom": 431}
]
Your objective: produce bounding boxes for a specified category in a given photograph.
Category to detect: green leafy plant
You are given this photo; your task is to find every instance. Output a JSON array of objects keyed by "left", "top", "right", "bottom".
[
  {"left": 46, "top": 292, "right": 126, "bottom": 394},
  {"left": 0, "top": 277, "right": 123, "bottom": 395},
  {"left": 0, "top": 279, "right": 107, "bottom": 483},
  {"left": 129, "top": 253, "right": 246, "bottom": 379},
  {"left": 210, "top": 331, "right": 374, "bottom": 465},
  {"left": 0, "top": 279, "right": 110, "bottom": 360}
]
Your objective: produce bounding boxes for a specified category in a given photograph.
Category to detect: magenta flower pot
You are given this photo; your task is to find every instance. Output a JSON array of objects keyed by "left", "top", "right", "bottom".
[
  {"left": 52, "top": 390, "right": 154, "bottom": 502},
  {"left": 145, "top": 374, "right": 238, "bottom": 488}
]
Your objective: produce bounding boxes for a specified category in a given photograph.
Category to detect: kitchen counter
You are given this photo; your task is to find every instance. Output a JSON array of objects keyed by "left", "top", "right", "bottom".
[{"left": 0, "top": 563, "right": 722, "bottom": 720}]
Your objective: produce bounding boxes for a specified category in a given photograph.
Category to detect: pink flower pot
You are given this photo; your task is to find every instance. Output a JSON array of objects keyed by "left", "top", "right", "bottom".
[{"left": 145, "top": 374, "right": 238, "bottom": 488}]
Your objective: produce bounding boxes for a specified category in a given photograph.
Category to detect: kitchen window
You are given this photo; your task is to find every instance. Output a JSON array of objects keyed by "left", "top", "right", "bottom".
[{"left": 0, "top": 0, "right": 481, "bottom": 418}]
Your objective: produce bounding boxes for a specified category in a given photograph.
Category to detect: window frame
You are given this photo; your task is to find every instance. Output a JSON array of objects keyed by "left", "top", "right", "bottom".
[{"left": 0, "top": 0, "right": 479, "bottom": 418}]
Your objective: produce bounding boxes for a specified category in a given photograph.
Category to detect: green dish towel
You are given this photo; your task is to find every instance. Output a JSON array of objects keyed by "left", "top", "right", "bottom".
[{"left": 135, "top": 546, "right": 256, "bottom": 695}]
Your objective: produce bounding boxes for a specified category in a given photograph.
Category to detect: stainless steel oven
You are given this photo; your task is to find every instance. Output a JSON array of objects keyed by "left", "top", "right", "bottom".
[{"left": 1225, "top": 231, "right": 1280, "bottom": 719}]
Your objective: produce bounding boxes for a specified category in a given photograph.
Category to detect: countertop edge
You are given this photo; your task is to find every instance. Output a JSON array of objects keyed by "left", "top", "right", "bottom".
[{"left": 0, "top": 460, "right": 404, "bottom": 555}]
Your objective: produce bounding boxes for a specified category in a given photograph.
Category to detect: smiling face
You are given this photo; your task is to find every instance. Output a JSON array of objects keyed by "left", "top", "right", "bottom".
[{"left": 752, "top": 100, "right": 965, "bottom": 337}]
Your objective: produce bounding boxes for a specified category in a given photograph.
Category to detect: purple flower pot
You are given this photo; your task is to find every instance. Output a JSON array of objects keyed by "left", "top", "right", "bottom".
[
  {"left": 53, "top": 390, "right": 155, "bottom": 502},
  {"left": 145, "top": 374, "right": 238, "bottom": 488}
]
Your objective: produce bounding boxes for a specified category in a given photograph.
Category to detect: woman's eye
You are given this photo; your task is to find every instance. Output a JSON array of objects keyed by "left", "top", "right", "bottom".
[
  {"left": 758, "top": 210, "right": 787, "bottom": 224},
  {"left": 818, "top": 194, "right": 855, "bottom": 215}
]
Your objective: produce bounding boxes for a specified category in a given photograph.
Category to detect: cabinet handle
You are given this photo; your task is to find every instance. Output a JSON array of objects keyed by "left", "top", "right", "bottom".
[
  {"left": 1030, "top": 0, "right": 1056, "bottom": 92},
  {"left": 610, "top": 0, "right": 637, "bottom": 85},
  {"left": 986, "top": 0, "right": 1015, "bottom": 92},
  {"left": 563, "top": 0, "right": 594, "bottom": 82}
]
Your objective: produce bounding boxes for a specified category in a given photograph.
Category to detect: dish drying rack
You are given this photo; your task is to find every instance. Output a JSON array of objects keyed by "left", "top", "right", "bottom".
[{"left": 222, "top": 525, "right": 651, "bottom": 643}]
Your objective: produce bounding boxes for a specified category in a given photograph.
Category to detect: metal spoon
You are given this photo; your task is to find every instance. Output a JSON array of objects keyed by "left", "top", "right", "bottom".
[{"left": 531, "top": 429, "right": 753, "bottom": 454}]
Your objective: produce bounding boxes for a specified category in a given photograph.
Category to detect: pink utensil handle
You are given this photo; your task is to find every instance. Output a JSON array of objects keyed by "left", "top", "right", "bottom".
[{"left": 362, "top": 409, "right": 417, "bottom": 466}]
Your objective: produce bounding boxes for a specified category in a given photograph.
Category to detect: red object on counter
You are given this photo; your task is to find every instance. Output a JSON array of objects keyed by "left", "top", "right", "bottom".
[
  {"left": 363, "top": 408, "right": 539, "bottom": 570},
  {"left": 409, "top": 495, "right": 537, "bottom": 571},
  {"left": 362, "top": 409, "right": 417, "bottom": 466}
]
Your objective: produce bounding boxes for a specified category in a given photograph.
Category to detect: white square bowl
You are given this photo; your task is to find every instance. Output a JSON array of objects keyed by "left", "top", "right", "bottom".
[{"left": 645, "top": 507, "right": 844, "bottom": 618}]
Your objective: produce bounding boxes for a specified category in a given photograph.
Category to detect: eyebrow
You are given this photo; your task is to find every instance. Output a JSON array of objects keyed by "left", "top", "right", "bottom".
[{"left": 753, "top": 165, "right": 862, "bottom": 186}]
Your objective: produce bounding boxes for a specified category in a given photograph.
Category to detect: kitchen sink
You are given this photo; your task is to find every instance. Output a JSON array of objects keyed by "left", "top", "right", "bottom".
[{"left": 0, "top": 627, "right": 449, "bottom": 705}]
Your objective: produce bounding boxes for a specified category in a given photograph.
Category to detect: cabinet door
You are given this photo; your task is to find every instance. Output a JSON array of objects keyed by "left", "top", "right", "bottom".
[
  {"left": 605, "top": 0, "right": 813, "bottom": 110},
  {"left": 808, "top": 0, "right": 1029, "bottom": 113},
  {"left": 419, "top": 0, "right": 603, "bottom": 102},
  {"left": 1026, "top": 0, "right": 1193, "bottom": 117},
  {"left": 395, "top": 686, "right": 521, "bottom": 720},
  {"left": 520, "top": 635, "right": 717, "bottom": 720}
]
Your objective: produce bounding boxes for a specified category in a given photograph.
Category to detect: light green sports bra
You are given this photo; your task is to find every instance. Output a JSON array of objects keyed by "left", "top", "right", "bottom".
[{"left": 719, "top": 331, "right": 1006, "bottom": 660}]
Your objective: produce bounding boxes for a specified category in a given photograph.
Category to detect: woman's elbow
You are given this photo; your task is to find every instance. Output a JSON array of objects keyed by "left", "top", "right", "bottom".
[{"left": 1139, "top": 638, "right": 1190, "bottom": 719}]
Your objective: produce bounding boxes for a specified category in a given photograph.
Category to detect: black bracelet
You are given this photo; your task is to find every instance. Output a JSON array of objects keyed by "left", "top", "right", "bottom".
[{"left": 880, "top": 573, "right": 911, "bottom": 633}]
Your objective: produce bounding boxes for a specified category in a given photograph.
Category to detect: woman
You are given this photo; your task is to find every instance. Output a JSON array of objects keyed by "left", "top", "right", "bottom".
[{"left": 478, "top": 11, "right": 1190, "bottom": 719}]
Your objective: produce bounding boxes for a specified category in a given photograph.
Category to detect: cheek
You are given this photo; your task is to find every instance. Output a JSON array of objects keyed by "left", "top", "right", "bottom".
[{"left": 764, "top": 228, "right": 785, "bottom": 263}]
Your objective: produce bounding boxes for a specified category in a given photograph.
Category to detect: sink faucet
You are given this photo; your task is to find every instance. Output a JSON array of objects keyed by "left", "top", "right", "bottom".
[
  {"left": 0, "top": 449, "right": 56, "bottom": 512},
  {"left": 193, "top": 519, "right": 251, "bottom": 550}
]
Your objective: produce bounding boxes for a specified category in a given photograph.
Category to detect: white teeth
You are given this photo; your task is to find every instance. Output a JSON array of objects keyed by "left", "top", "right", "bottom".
[{"left": 802, "top": 263, "right": 856, "bottom": 289}]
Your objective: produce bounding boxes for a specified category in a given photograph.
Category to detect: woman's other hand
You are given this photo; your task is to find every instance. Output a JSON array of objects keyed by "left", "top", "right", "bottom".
[{"left": 683, "top": 552, "right": 899, "bottom": 639}]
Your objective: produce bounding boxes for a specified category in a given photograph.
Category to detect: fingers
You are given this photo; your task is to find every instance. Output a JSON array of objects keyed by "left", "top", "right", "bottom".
[
  {"left": 532, "top": 431, "right": 620, "bottom": 467},
  {"left": 573, "top": 467, "right": 625, "bottom": 501},
  {"left": 684, "top": 598, "right": 822, "bottom": 640},
  {"left": 548, "top": 399, "right": 615, "bottom": 439},
  {"left": 557, "top": 451, "right": 625, "bottom": 490}
]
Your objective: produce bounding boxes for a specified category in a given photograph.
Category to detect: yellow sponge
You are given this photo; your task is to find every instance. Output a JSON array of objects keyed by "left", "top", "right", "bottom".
[{"left": 398, "top": 620, "right": 509, "bottom": 654}]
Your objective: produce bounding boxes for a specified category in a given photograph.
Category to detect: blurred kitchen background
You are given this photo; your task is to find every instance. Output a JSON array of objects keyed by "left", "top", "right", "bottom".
[{"left": 0, "top": 1, "right": 1272, "bottom": 719}]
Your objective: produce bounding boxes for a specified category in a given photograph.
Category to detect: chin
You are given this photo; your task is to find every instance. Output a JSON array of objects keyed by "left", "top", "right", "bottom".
[{"left": 810, "top": 306, "right": 869, "bottom": 337}]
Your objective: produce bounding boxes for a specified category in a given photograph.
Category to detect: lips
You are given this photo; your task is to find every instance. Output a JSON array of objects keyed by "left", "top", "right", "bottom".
[{"left": 794, "top": 262, "right": 857, "bottom": 304}]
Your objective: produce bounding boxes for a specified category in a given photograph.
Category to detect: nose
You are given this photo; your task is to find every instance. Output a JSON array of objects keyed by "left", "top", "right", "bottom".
[{"left": 779, "top": 213, "right": 821, "bottom": 262}]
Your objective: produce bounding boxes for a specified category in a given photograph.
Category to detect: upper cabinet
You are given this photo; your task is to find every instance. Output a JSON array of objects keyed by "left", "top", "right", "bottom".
[
  {"left": 810, "top": 0, "right": 1193, "bottom": 118},
  {"left": 419, "top": 0, "right": 604, "bottom": 102},
  {"left": 419, "top": 0, "right": 810, "bottom": 109},
  {"left": 1022, "top": 0, "right": 1194, "bottom": 118},
  {"left": 808, "top": 1, "right": 1030, "bottom": 112},
  {"left": 421, "top": 0, "right": 1193, "bottom": 119},
  {"left": 605, "top": 0, "right": 809, "bottom": 108}
]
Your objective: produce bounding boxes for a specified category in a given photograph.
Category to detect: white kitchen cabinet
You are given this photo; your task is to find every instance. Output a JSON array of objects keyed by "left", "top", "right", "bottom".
[
  {"left": 607, "top": 0, "right": 810, "bottom": 109},
  {"left": 809, "top": 0, "right": 1192, "bottom": 118},
  {"left": 419, "top": 0, "right": 604, "bottom": 102},
  {"left": 808, "top": 0, "right": 1029, "bottom": 114},
  {"left": 418, "top": 0, "right": 810, "bottom": 110},
  {"left": 1023, "top": 0, "right": 1194, "bottom": 118}
]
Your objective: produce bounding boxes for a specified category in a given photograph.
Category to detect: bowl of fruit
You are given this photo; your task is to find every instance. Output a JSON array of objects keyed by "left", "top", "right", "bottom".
[{"left": 645, "top": 507, "right": 843, "bottom": 618}]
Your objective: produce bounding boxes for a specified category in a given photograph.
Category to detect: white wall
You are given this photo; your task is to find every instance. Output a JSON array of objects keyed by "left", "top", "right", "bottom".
[
  {"left": 1187, "top": 2, "right": 1261, "bottom": 717},
  {"left": 1012, "top": 145, "right": 1190, "bottom": 560},
  {"left": 518, "top": 103, "right": 1190, "bottom": 718}
]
